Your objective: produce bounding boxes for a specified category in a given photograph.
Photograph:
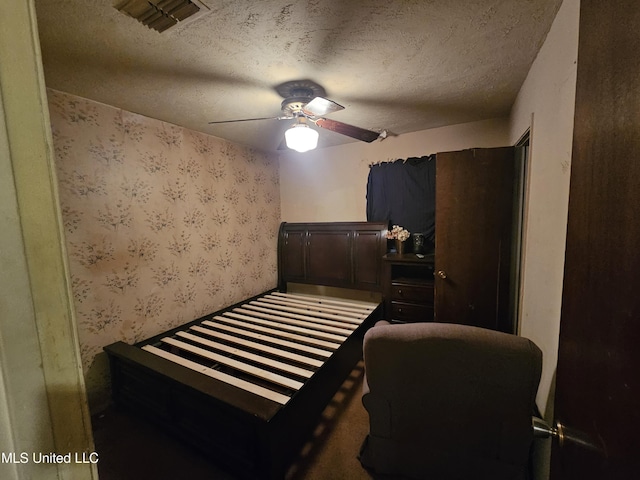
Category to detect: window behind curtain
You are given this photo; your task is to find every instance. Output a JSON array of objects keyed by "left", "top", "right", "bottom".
[{"left": 366, "top": 155, "right": 436, "bottom": 243}]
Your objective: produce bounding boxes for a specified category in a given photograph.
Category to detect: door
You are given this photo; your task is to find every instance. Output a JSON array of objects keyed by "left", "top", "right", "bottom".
[
  {"left": 434, "top": 147, "right": 515, "bottom": 332},
  {"left": 551, "top": 1, "right": 640, "bottom": 477}
]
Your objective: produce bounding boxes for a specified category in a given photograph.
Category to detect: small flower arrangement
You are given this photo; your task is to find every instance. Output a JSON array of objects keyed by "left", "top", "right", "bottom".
[{"left": 386, "top": 225, "right": 410, "bottom": 242}]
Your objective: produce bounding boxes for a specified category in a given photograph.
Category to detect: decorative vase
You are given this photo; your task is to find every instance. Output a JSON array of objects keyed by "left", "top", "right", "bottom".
[
  {"left": 395, "top": 239, "right": 405, "bottom": 255},
  {"left": 412, "top": 233, "right": 425, "bottom": 254}
]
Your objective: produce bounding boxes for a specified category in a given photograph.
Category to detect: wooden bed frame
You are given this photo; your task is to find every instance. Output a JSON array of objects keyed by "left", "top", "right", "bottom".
[{"left": 104, "top": 221, "right": 387, "bottom": 479}]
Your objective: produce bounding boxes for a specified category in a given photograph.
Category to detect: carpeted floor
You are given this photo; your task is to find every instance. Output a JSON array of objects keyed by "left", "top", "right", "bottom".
[{"left": 92, "top": 361, "right": 373, "bottom": 480}]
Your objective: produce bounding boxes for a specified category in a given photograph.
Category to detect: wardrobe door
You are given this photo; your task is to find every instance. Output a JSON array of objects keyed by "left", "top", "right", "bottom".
[{"left": 434, "top": 147, "right": 515, "bottom": 332}]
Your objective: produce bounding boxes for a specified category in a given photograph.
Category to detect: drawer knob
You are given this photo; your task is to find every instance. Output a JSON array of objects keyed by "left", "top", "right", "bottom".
[
  {"left": 398, "top": 289, "right": 402, "bottom": 295},
  {"left": 437, "top": 270, "right": 447, "bottom": 279}
]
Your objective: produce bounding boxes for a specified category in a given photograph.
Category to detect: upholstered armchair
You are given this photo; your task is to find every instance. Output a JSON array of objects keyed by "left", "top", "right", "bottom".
[{"left": 359, "top": 321, "right": 542, "bottom": 480}]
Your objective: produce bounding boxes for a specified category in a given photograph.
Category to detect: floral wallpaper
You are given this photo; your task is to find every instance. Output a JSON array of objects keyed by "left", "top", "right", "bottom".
[{"left": 47, "top": 89, "right": 281, "bottom": 411}]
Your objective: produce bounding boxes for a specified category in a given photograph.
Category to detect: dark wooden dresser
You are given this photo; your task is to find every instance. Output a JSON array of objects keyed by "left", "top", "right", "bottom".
[{"left": 382, "top": 252, "right": 435, "bottom": 323}]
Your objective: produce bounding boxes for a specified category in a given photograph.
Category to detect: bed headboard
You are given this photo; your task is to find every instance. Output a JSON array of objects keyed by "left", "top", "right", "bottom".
[{"left": 277, "top": 221, "right": 388, "bottom": 292}]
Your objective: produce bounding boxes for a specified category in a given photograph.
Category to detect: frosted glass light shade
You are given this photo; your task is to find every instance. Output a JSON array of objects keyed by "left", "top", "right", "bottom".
[{"left": 284, "top": 124, "right": 319, "bottom": 152}]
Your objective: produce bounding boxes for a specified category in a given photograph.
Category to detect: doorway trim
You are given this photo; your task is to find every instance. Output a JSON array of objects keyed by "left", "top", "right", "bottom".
[
  {"left": 0, "top": 1, "right": 96, "bottom": 478},
  {"left": 511, "top": 127, "right": 532, "bottom": 335}
]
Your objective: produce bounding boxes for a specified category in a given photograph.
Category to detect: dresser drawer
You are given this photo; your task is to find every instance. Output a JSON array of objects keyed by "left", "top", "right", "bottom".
[
  {"left": 390, "top": 282, "right": 434, "bottom": 303},
  {"left": 391, "top": 301, "right": 434, "bottom": 322}
]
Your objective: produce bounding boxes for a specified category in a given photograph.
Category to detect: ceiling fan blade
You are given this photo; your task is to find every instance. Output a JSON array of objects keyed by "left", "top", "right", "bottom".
[
  {"left": 208, "top": 116, "right": 291, "bottom": 124},
  {"left": 302, "top": 96, "right": 344, "bottom": 117},
  {"left": 314, "top": 118, "right": 380, "bottom": 143}
]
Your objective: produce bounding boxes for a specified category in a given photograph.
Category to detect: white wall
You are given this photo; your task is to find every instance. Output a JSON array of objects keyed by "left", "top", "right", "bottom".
[
  {"left": 279, "top": 117, "right": 509, "bottom": 221},
  {"left": 508, "top": 0, "right": 579, "bottom": 419}
]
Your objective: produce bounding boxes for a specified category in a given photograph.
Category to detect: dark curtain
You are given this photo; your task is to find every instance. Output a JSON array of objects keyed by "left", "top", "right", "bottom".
[{"left": 366, "top": 155, "right": 436, "bottom": 242}]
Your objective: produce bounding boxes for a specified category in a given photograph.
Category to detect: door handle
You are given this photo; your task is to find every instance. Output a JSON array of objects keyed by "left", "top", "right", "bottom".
[
  {"left": 533, "top": 416, "right": 560, "bottom": 439},
  {"left": 436, "top": 270, "right": 447, "bottom": 279},
  {"left": 532, "top": 417, "right": 606, "bottom": 455}
]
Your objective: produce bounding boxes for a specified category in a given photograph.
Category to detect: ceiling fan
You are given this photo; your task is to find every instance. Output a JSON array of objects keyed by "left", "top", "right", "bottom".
[{"left": 208, "top": 80, "right": 383, "bottom": 152}]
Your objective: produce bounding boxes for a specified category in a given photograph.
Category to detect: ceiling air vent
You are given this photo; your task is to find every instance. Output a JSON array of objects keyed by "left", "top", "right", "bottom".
[{"left": 114, "top": 0, "right": 209, "bottom": 33}]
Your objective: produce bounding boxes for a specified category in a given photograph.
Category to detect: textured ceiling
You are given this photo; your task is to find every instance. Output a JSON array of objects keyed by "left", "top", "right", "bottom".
[{"left": 35, "top": 0, "right": 562, "bottom": 152}]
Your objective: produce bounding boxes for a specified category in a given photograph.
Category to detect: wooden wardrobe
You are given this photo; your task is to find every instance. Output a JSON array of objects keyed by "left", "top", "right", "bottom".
[{"left": 380, "top": 147, "right": 517, "bottom": 332}]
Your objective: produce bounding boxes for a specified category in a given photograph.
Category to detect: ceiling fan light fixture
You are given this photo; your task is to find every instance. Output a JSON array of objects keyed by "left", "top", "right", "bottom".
[{"left": 285, "top": 123, "right": 319, "bottom": 153}]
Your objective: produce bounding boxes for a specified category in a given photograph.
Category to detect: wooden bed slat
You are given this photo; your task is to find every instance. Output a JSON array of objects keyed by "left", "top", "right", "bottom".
[
  {"left": 200, "top": 320, "right": 332, "bottom": 359},
  {"left": 260, "top": 295, "right": 365, "bottom": 319},
  {"left": 227, "top": 310, "right": 348, "bottom": 343},
  {"left": 175, "top": 331, "right": 314, "bottom": 379},
  {"left": 272, "top": 291, "right": 377, "bottom": 311},
  {"left": 267, "top": 293, "right": 374, "bottom": 311},
  {"left": 240, "top": 304, "right": 356, "bottom": 333},
  {"left": 249, "top": 300, "right": 364, "bottom": 326},
  {"left": 160, "top": 337, "right": 304, "bottom": 391},
  {"left": 208, "top": 314, "right": 340, "bottom": 350},
  {"left": 190, "top": 325, "right": 323, "bottom": 368},
  {"left": 141, "top": 345, "right": 291, "bottom": 405},
  {"left": 250, "top": 299, "right": 363, "bottom": 326}
]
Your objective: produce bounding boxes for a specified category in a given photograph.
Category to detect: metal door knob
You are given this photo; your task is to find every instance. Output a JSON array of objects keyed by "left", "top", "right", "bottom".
[
  {"left": 437, "top": 270, "right": 447, "bottom": 279},
  {"left": 532, "top": 417, "right": 605, "bottom": 454}
]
